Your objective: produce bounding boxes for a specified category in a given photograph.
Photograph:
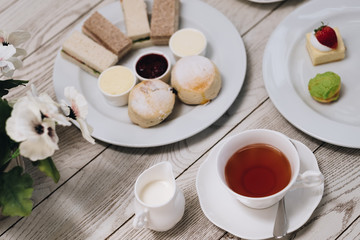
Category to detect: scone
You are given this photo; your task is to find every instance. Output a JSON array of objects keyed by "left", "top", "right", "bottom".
[
  {"left": 171, "top": 55, "right": 221, "bottom": 105},
  {"left": 308, "top": 71, "right": 341, "bottom": 103},
  {"left": 128, "top": 79, "right": 176, "bottom": 128},
  {"left": 306, "top": 24, "right": 345, "bottom": 66}
]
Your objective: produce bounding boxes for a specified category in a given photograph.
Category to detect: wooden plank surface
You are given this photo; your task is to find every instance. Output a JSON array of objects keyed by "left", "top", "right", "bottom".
[{"left": 1, "top": 0, "right": 360, "bottom": 239}]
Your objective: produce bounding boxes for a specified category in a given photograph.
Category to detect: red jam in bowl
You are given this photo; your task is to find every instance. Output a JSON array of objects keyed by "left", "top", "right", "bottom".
[{"left": 135, "top": 53, "right": 168, "bottom": 79}]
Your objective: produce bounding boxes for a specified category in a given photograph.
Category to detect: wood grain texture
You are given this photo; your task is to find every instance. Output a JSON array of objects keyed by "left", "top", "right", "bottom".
[
  {"left": 337, "top": 216, "right": 360, "bottom": 240},
  {"left": 2, "top": 0, "right": 360, "bottom": 239},
  {"left": 203, "top": 0, "right": 281, "bottom": 35},
  {"left": 293, "top": 146, "right": 360, "bottom": 240}
]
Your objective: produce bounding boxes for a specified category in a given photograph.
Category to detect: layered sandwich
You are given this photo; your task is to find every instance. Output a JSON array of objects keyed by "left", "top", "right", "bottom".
[
  {"left": 61, "top": 31, "right": 118, "bottom": 77},
  {"left": 150, "top": 0, "right": 180, "bottom": 45},
  {"left": 120, "top": 0, "right": 151, "bottom": 47},
  {"left": 82, "top": 11, "right": 132, "bottom": 60}
]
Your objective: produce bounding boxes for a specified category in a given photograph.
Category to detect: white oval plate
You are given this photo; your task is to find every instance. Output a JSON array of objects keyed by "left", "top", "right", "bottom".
[
  {"left": 196, "top": 139, "right": 324, "bottom": 240},
  {"left": 52, "top": 0, "right": 246, "bottom": 147},
  {"left": 263, "top": 0, "right": 360, "bottom": 148}
]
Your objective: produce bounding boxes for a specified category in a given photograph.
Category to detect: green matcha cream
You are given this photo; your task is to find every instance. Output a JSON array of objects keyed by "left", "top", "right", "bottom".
[{"left": 308, "top": 72, "right": 341, "bottom": 101}]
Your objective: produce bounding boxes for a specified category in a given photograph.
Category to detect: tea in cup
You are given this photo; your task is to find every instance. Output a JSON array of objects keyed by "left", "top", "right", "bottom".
[
  {"left": 216, "top": 129, "right": 323, "bottom": 209},
  {"left": 133, "top": 162, "right": 185, "bottom": 231}
]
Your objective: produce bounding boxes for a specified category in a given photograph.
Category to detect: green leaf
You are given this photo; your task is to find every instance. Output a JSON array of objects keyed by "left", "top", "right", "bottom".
[
  {"left": 0, "top": 167, "right": 33, "bottom": 217},
  {"left": 0, "top": 99, "right": 18, "bottom": 168},
  {"left": 0, "top": 79, "right": 28, "bottom": 98},
  {"left": 34, "top": 157, "right": 60, "bottom": 183}
]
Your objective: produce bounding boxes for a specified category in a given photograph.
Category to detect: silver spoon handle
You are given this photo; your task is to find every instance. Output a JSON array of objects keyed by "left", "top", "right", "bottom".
[{"left": 273, "top": 197, "right": 288, "bottom": 238}]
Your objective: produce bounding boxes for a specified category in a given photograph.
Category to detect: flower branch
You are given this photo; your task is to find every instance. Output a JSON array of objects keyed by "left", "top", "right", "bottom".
[{"left": 0, "top": 30, "right": 95, "bottom": 217}]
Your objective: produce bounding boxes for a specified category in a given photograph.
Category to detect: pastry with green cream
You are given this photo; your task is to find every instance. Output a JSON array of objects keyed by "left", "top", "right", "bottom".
[{"left": 308, "top": 71, "right": 341, "bottom": 103}]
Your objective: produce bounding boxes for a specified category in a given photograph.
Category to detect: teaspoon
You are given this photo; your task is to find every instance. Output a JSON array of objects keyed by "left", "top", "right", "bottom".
[{"left": 273, "top": 197, "right": 288, "bottom": 239}]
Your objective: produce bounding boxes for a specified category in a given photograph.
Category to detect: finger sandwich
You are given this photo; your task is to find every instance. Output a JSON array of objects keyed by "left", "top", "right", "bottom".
[
  {"left": 120, "top": 0, "right": 150, "bottom": 42},
  {"left": 61, "top": 31, "right": 118, "bottom": 77},
  {"left": 82, "top": 11, "right": 132, "bottom": 60},
  {"left": 150, "top": 0, "right": 180, "bottom": 45}
]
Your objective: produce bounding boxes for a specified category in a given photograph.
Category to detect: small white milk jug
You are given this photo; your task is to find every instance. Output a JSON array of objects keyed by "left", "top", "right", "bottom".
[{"left": 133, "top": 161, "right": 185, "bottom": 231}]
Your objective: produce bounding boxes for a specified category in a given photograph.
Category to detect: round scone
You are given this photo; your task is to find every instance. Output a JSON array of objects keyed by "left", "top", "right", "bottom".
[
  {"left": 171, "top": 55, "right": 221, "bottom": 105},
  {"left": 128, "top": 79, "right": 176, "bottom": 128}
]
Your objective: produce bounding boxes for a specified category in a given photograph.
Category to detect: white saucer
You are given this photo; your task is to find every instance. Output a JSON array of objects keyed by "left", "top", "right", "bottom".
[{"left": 196, "top": 139, "right": 324, "bottom": 240}]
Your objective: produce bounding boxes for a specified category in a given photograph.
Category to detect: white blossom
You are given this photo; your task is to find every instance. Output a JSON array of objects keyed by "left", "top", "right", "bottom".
[
  {"left": 61, "top": 86, "right": 95, "bottom": 144},
  {"left": 0, "top": 30, "right": 30, "bottom": 77},
  {"left": 5, "top": 96, "right": 59, "bottom": 161},
  {"left": 0, "top": 30, "right": 30, "bottom": 57},
  {"left": 0, "top": 44, "right": 19, "bottom": 77},
  {"left": 29, "top": 85, "right": 71, "bottom": 126}
]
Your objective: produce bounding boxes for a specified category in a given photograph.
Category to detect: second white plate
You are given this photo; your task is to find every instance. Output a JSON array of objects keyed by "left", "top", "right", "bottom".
[{"left": 263, "top": 0, "right": 360, "bottom": 148}]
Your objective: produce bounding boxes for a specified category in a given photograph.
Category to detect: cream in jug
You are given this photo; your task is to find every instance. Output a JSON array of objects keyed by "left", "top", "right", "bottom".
[{"left": 133, "top": 161, "right": 185, "bottom": 231}]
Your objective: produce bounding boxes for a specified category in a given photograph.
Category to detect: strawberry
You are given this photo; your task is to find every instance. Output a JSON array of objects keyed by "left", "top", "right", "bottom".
[{"left": 314, "top": 23, "right": 338, "bottom": 49}]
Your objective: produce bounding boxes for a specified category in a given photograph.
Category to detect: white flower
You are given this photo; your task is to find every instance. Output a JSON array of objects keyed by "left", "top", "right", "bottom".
[
  {"left": 0, "top": 30, "right": 30, "bottom": 57},
  {"left": 0, "top": 44, "right": 20, "bottom": 78},
  {"left": 29, "top": 85, "right": 71, "bottom": 126},
  {"left": 0, "top": 30, "right": 30, "bottom": 77},
  {"left": 5, "top": 96, "right": 59, "bottom": 161},
  {"left": 61, "top": 87, "right": 95, "bottom": 144}
]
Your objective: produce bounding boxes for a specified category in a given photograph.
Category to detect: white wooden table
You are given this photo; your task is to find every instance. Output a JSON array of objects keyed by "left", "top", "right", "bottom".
[{"left": 1, "top": 0, "right": 359, "bottom": 239}]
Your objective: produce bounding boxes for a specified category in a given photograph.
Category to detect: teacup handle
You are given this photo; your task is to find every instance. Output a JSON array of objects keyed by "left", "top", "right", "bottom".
[
  {"left": 291, "top": 170, "right": 324, "bottom": 190},
  {"left": 133, "top": 208, "right": 149, "bottom": 229}
]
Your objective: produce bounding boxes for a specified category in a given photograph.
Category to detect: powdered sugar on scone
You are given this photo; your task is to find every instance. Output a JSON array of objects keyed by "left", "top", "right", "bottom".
[
  {"left": 128, "top": 79, "right": 175, "bottom": 128},
  {"left": 172, "top": 55, "right": 215, "bottom": 91}
]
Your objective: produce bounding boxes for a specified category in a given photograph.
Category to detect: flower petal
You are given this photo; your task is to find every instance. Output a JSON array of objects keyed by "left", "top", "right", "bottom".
[
  {"left": 6, "top": 97, "right": 42, "bottom": 142},
  {"left": 60, "top": 100, "right": 71, "bottom": 116},
  {"left": 27, "top": 86, "right": 70, "bottom": 126},
  {"left": 5, "top": 115, "right": 27, "bottom": 142},
  {"left": 1, "top": 60, "right": 15, "bottom": 77},
  {"left": 17, "top": 118, "right": 59, "bottom": 161},
  {"left": 8, "top": 31, "right": 31, "bottom": 46},
  {"left": 64, "top": 86, "right": 88, "bottom": 118},
  {"left": 37, "top": 93, "right": 71, "bottom": 126},
  {"left": 77, "top": 118, "right": 95, "bottom": 144},
  {"left": 8, "top": 56, "right": 23, "bottom": 69},
  {"left": 0, "top": 60, "right": 8, "bottom": 67},
  {"left": 43, "top": 118, "right": 59, "bottom": 144},
  {"left": 14, "top": 47, "right": 27, "bottom": 57},
  {"left": 19, "top": 134, "right": 59, "bottom": 161},
  {"left": 0, "top": 45, "right": 16, "bottom": 59},
  {"left": 2, "top": 69, "right": 14, "bottom": 78}
]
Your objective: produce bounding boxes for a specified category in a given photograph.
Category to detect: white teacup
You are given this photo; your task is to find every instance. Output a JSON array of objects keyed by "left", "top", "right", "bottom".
[
  {"left": 133, "top": 162, "right": 185, "bottom": 231},
  {"left": 216, "top": 129, "right": 323, "bottom": 209}
]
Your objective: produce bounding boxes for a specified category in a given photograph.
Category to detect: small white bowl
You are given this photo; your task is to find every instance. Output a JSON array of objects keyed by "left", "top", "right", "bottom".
[
  {"left": 133, "top": 50, "right": 171, "bottom": 83},
  {"left": 169, "top": 28, "right": 207, "bottom": 61},
  {"left": 98, "top": 66, "right": 136, "bottom": 106}
]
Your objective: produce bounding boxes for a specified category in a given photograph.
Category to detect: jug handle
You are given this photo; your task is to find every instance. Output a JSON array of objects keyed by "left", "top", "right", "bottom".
[{"left": 133, "top": 208, "right": 149, "bottom": 229}]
